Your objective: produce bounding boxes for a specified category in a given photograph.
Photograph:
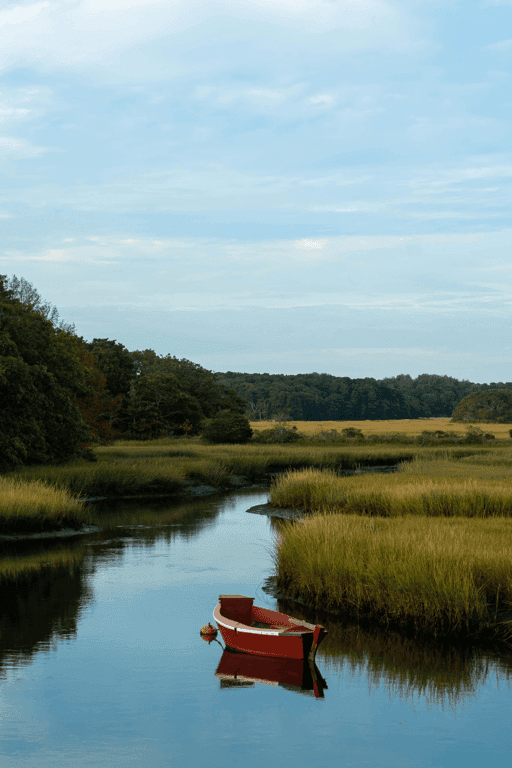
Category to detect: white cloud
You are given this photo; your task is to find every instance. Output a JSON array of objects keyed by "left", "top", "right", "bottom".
[
  {"left": 310, "top": 94, "right": 334, "bottom": 104},
  {"left": 0, "top": 136, "right": 46, "bottom": 155},
  {"left": 484, "top": 38, "right": 512, "bottom": 51},
  {"left": 0, "top": 2, "right": 51, "bottom": 28},
  {"left": 0, "top": 0, "right": 419, "bottom": 81},
  {"left": 295, "top": 238, "right": 327, "bottom": 250}
]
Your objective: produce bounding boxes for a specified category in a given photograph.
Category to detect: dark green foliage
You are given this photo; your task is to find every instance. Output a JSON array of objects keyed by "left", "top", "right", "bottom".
[
  {"left": 126, "top": 371, "right": 203, "bottom": 439},
  {"left": 251, "top": 424, "right": 304, "bottom": 444},
  {"left": 87, "top": 338, "right": 136, "bottom": 399},
  {"left": 129, "top": 350, "right": 246, "bottom": 420},
  {"left": 451, "top": 390, "right": 512, "bottom": 424},
  {"left": 341, "top": 427, "right": 364, "bottom": 439},
  {"left": 0, "top": 275, "right": 90, "bottom": 468},
  {"left": 201, "top": 410, "right": 253, "bottom": 444},
  {"left": 217, "top": 372, "right": 421, "bottom": 420}
]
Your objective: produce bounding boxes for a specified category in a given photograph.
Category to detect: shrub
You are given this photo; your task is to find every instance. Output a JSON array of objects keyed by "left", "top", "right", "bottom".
[
  {"left": 251, "top": 423, "right": 303, "bottom": 444},
  {"left": 201, "top": 410, "right": 253, "bottom": 444}
]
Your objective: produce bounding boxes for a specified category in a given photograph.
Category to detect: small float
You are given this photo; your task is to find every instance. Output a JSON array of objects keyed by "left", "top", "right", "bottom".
[{"left": 213, "top": 594, "right": 327, "bottom": 660}]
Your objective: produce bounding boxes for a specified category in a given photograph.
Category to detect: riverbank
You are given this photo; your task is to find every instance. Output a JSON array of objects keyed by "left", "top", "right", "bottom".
[
  {"left": 0, "top": 437, "right": 429, "bottom": 534},
  {"left": 2, "top": 436, "right": 512, "bottom": 535},
  {"left": 268, "top": 451, "right": 512, "bottom": 646},
  {"left": 272, "top": 511, "right": 512, "bottom": 647}
]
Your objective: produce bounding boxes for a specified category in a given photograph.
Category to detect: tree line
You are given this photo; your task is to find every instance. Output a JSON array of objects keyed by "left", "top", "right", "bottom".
[
  {"left": 216, "top": 371, "right": 512, "bottom": 422},
  {"left": 2, "top": 274, "right": 511, "bottom": 469}
]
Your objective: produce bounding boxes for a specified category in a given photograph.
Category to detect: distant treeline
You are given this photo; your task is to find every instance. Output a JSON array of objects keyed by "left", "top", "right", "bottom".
[{"left": 215, "top": 372, "right": 512, "bottom": 421}]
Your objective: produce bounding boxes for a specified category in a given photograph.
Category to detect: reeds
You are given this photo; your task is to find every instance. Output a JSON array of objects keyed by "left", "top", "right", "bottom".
[
  {"left": 270, "top": 462, "right": 512, "bottom": 517},
  {"left": 273, "top": 513, "right": 512, "bottom": 642},
  {"left": 0, "top": 478, "right": 88, "bottom": 532}
]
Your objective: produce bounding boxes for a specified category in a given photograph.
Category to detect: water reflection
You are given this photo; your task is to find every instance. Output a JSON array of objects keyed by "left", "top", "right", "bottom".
[
  {"left": 89, "top": 493, "right": 238, "bottom": 543},
  {"left": 272, "top": 595, "right": 512, "bottom": 710},
  {"left": 214, "top": 648, "right": 328, "bottom": 698},
  {"left": 0, "top": 539, "right": 93, "bottom": 676}
]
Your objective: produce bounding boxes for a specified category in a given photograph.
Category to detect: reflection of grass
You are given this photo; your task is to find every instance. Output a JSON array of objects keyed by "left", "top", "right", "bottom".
[
  {"left": 0, "top": 478, "right": 88, "bottom": 533},
  {"left": 273, "top": 595, "right": 505, "bottom": 708},
  {"left": 0, "top": 540, "right": 86, "bottom": 580},
  {"left": 272, "top": 512, "right": 512, "bottom": 643}
]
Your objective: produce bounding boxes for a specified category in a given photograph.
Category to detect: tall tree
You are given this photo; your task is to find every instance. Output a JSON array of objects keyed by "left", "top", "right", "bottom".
[{"left": 0, "top": 275, "right": 90, "bottom": 467}]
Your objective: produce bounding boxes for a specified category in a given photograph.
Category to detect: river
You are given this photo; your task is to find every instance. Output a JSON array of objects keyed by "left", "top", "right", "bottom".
[{"left": 1, "top": 488, "right": 511, "bottom": 767}]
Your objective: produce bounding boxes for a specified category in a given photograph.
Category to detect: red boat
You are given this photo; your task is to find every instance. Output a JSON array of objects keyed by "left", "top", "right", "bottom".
[{"left": 213, "top": 594, "right": 327, "bottom": 660}]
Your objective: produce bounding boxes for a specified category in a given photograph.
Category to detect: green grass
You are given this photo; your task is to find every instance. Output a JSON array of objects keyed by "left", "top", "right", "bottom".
[{"left": 272, "top": 513, "right": 512, "bottom": 644}]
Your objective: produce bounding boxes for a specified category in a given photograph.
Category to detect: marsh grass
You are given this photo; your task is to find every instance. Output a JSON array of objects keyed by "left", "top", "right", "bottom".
[
  {"left": 270, "top": 456, "right": 512, "bottom": 517},
  {"left": 3, "top": 435, "right": 512, "bottom": 532},
  {"left": 0, "top": 478, "right": 88, "bottom": 532},
  {"left": 273, "top": 513, "right": 512, "bottom": 642}
]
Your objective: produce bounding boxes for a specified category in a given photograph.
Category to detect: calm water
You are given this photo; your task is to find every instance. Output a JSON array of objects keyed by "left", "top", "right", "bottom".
[{"left": 1, "top": 488, "right": 512, "bottom": 768}]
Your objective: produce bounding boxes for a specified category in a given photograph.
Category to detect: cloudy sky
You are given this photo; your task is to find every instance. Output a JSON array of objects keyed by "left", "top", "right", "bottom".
[{"left": 1, "top": 0, "right": 512, "bottom": 382}]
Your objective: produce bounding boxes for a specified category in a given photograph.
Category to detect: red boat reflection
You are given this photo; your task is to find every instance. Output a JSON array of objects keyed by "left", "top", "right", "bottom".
[{"left": 215, "top": 647, "right": 328, "bottom": 698}]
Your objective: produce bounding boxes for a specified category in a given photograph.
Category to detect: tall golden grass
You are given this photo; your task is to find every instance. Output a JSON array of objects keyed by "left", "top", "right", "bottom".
[
  {"left": 273, "top": 513, "right": 512, "bottom": 642},
  {"left": 270, "top": 455, "right": 512, "bottom": 517},
  {"left": 0, "top": 478, "right": 88, "bottom": 532}
]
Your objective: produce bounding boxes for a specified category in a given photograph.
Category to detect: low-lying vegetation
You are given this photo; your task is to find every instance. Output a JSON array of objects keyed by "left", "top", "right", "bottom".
[
  {"left": 269, "top": 456, "right": 512, "bottom": 518},
  {"left": 0, "top": 478, "right": 89, "bottom": 533},
  {"left": 251, "top": 419, "right": 503, "bottom": 445},
  {"left": 272, "top": 513, "right": 512, "bottom": 644}
]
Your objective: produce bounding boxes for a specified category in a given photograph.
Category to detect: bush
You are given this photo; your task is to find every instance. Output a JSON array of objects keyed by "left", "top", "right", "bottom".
[
  {"left": 201, "top": 411, "right": 253, "bottom": 444},
  {"left": 251, "top": 422, "right": 304, "bottom": 444},
  {"left": 451, "top": 389, "right": 512, "bottom": 423}
]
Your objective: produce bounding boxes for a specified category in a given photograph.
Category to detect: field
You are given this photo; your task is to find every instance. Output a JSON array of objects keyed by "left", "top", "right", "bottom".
[{"left": 251, "top": 418, "right": 512, "bottom": 439}]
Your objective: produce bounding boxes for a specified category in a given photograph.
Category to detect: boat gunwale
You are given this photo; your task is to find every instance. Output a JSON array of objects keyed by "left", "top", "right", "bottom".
[{"left": 213, "top": 602, "right": 318, "bottom": 637}]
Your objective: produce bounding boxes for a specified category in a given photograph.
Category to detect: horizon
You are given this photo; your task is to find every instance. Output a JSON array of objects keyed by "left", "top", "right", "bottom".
[{"left": 1, "top": 1, "right": 511, "bottom": 384}]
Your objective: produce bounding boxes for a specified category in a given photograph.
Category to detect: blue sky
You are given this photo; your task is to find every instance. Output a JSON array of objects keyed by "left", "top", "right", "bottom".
[{"left": 1, "top": 0, "right": 512, "bottom": 382}]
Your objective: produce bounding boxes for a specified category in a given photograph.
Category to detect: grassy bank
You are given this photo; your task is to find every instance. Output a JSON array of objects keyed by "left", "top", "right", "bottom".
[
  {"left": 273, "top": 513, "right": 512, "bottom": 644},
  {"left": 2, "top": 434, "right": 512, "bottom": 533},
  {"left": 269, "top": 451, "right": 512, "bottom": 517},
  {"left": 0, "top": 478, "right": 88, "bottom": 533},
  {"left": 4, "top": 439, "right": 449, "bottom": 501}
]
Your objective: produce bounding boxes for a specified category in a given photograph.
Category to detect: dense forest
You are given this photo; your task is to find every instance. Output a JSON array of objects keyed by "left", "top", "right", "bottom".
[
  {"left": 216, "top": 372, "right": 512, "bottom": 421},
  {"left": 2, "top": 273, "right": 511, "bottom": 469}
]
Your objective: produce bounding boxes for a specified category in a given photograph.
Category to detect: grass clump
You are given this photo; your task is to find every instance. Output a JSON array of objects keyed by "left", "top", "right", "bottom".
[
  {"left": 270, "top": 460, "right": 512, "bottom": 518},
  {"left": 273, "top": 513, "right": 512, "bottom": 642},
  {"left": 0, "top": 478, "right": 88, "bottom": 533}
]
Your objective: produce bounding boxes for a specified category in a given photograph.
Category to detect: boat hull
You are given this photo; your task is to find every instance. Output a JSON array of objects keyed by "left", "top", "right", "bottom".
[{"left": 213, "top": 596, "right": 327, "bottom": 660}]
